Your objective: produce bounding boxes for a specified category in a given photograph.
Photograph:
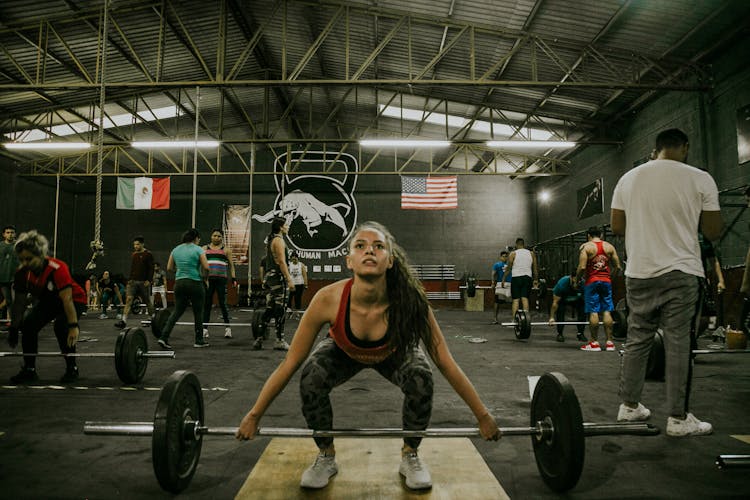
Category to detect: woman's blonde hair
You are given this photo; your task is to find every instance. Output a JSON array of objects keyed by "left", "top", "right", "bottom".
[{"left": 15, "top": 230, "right": 49, "bottom": 258}]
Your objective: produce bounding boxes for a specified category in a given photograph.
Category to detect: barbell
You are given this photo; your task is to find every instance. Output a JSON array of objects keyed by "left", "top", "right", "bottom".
[
  {"left": 83, "top": 370, "right": 659, "bottom": 494},
  {"left": 1, "top": 328, "right": 174, "bottom": 384},
  {"left": 501, "top": 310, "right": 628, "bottom": 340},
  {"left": 644, "top": 329, "right": 750, "bottom": 380},
  {"left": 142, "top": 308, "right": 305, "bottom": 339},
  {"left": 716, "top": 455, "right": 750, "bottom": 469}
]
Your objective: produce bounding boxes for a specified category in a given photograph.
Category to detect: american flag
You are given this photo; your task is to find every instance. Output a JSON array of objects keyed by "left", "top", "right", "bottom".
[{"left": 401, "top": 176, "right": 458, "bottom": 210}]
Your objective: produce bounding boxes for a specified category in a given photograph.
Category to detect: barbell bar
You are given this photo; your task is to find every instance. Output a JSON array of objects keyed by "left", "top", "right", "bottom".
[
  {"left": 83, "top": 370, "right": 659, "bottom": 494},
  {"left": 716, "top": 455, "right": 750, "bottom": 469},
  {"left": 501, "top": 310, "right": 627, "bottom": 341},
  {"left": 1, "top": 328, "right": 173, "bottom": 384}
]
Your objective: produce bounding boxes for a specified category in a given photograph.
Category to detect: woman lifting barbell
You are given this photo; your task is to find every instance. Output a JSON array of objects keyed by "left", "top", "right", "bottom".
[
  {"left": 8, "top": 230, "right": 87, "bottom": 384},
  {"left": 235, "top": 221, "right": 500, "bottom": 491}
]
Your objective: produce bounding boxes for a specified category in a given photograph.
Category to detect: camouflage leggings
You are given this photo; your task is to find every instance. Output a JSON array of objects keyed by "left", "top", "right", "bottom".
[
  {"left": 260, "top": 271, "right": 289, "bottom": 339},
  {"left": 300, "top": 337, "right": 434, "bottom": 450}
]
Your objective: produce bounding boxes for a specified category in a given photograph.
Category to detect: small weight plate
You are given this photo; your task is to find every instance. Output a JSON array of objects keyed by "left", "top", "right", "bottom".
[
  {"left": 151, "top": 309, "right": 172, "bottom": 340},
  {"left": 114, "top": 328, "right": 149, "bottom": 384},
  {"left": 515, "top": 310, "right": 531, "bottom": 340},
  {"left": 646, "top": 329, "right": 665, "bottom": 381}
]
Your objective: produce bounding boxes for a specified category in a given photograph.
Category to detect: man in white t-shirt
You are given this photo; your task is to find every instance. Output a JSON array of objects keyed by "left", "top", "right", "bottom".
[
  {"left": 611, "top": 128, "right": 722, "bottom": 437},
  {"left": 501, "top": 238, "right": 538, "bottom": 319}
]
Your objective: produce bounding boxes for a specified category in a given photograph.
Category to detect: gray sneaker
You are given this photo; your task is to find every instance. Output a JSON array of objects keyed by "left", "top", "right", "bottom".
[
  {"left": 300, "top": 452, "right": 338, "bottom": 489},
  {"left": 274, "top": 339, "right": 290, "bottom": 351},
  {"left": 399, "top": 450, "right": 432, "bottom": 490},
  {"left": 224, "top": 327, "right": 232, "bottom": 338},
  {"left": 252, "top": 338, "right": 263, "bottom": 350}
]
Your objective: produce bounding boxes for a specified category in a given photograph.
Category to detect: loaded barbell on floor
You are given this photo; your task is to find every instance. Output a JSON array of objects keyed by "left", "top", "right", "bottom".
[
  {"left": 642, "top": 329, "right": 750, "bottom": 380},
  {"left": 501, "top": 310, "right": 627, "bottom": 340},
  {"left": 1, "top": 328, "right": 174, "bottom": 384},
  {"left": 83, "top": 370, "right": 659, "bottom": 494}
]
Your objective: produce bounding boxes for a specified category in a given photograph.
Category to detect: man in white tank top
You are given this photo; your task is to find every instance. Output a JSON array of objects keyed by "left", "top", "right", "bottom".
[{"left": 501, "top": 238, "right": 538, "bottom": 318}]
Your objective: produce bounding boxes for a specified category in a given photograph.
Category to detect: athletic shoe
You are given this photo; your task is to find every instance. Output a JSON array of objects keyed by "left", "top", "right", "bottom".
[
  {"left": 224, "top": 327, "right": 232, "bottom": 338},
  {"left": 252, "top": 338, "right": 263, "bottom": 350},
  {"left": 99, "top": 313, "right": 108, "bottom": 320},
  {"left": 203, "top": 328, "right": 209, "bottom": 338},
  {"left": 399, "top": 449, "right": 432, "bottom": 490},
  {"left": 556, "top": 333, "right": 564, "bottom": 342},
  {"left": 60, "top": 366, "right": 79, "bottom": 383},
  {"left": 580, "top": 341, "right": 601, "bottom": 351},
  {"left": 576, "top": 333, "right": 588, "bottom": 342},
  {"left": 274, "top": 339, "right": 290, "bottom": 351},
  {"left": 605, "top": 340, "right": 616, "bottom": 351},
  {"left": 193, "top": 341, "right": 210, "bottom": 348},
  {"left": 114, "top": 320, "right": 126, "bottom": 329},
  {"left": 157, "top": 338, "right": 172, "bottom": 350},
  {"left": 617, "top": 403, "right": 651, "bottom": 422},
  {"left": 300, "top": 451, "right": 338, "bottom": 488},
  {"left": 10, "top": 366, "right": 39, "bottom": 384},
  {"left": 666, "top": 413, "right": 713, "bottom": 437}
]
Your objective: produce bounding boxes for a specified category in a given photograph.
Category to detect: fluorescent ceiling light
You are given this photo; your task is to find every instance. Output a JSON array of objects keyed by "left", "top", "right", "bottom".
[
  {"left": 3, "top": 142, "right": 91, "bottom": 150},
  {"left": 378, "top": 103, "right": 553, "bottom": 140},
  {"left": 485, "top": 140, "right": 577, "bottom": 148},
  {"left": 131, "top": 140, "right": 220, "bottom": 148},
  {"left": 4, "top": 106, "right": 182, "bottom": 143},
  {"left": 359, "top": 139, "right": 451, "bottom": 148}
]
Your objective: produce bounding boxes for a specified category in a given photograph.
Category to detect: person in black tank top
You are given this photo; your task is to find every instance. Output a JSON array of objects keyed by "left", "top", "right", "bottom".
[{"left": 253, "top": 217, "right": 294, "bottom": 351}]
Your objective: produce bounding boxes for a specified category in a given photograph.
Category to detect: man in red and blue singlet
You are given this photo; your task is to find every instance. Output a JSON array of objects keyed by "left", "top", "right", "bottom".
[{"left": 576, "top": 226, "right": 621, "bottom": 352}]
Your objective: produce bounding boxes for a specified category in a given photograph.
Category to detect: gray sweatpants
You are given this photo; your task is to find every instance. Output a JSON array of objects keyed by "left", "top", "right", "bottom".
[{"left": 619, "top": 270, "right": 699, "bottom": 417}]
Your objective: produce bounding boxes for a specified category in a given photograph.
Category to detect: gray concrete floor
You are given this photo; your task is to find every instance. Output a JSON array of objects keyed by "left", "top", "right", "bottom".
[{"left": 0, "top": 306, "right": 748, "bottom": 499}]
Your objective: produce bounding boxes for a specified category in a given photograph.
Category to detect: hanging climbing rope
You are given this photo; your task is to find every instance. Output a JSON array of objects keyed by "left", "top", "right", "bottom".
[{"left": 86, "top": 0, "right": 110, "bottom": 271}]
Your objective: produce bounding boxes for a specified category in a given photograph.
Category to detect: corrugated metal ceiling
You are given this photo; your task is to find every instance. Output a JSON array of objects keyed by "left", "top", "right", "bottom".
[{"left": 0, "top": 0, "right": 747, "bottom": 174}]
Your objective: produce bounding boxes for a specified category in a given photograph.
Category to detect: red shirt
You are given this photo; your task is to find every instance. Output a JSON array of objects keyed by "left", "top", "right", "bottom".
[
  {"left": 328, "top": 279, "right": 394, "bottom": 365},
  {"left": 585, "top": 241, "right": 611, "bottom": 285},
  {"left": 14, "top": 257, "right": 87, "bottom": 306}
]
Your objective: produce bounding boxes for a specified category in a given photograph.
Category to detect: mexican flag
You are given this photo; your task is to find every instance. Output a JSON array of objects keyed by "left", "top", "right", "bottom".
[{"left": 116, "top": 177, "right": 170, "bottom": 210}]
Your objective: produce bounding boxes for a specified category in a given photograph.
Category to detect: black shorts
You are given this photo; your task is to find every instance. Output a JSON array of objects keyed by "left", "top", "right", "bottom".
[{"left": 511, "top": 275, "right": 533, "bottom": 300}]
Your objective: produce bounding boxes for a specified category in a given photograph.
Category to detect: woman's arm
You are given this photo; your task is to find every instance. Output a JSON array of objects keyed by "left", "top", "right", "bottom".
[
  {"left": 58, "top": 287, "right": 79, "bottom": 348},
  {"left": 236, "top": 287, "right": 335, "bottom": 440},
  {"left": 426, "top": 309, "right": 500, "bottom": 440}
]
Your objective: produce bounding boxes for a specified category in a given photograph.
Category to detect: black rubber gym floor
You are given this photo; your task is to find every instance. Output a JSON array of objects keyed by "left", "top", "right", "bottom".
[{"left": 1, "top": 306, "right": 748, "bottom": 499}]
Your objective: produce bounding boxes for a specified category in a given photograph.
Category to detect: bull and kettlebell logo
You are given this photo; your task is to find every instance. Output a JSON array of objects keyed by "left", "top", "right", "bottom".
[{"left": 253, "top": 151, "right": 358, "bottom": 253}]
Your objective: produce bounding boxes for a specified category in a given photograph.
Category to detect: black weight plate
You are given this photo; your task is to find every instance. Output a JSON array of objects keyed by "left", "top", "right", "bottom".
[
  {"left": 646, "top": 329, "right": 665, "bottom": 381},
  {"left": 153, "top": 370, "right": 204, "bottom": 494},
  {"left": 252, "top": 309, "right": 266, "bottom": 339},
  {"left": 612, "top": 310, "right": 628, "bottom": 340},
  {"left": 114, "top": 329, "right": 126, "bottom": 381},
  {"left": 115, "top": 328, "right": 149, "bottom": 384},
  {"left": 615, "top": 298, "right": 627, "bottom": 312},
  {"left": 515, "top": 310, "right": 531, "bottom": 340},
  {"left": 530, "top": 372, "right": 585, "bottom": 493},
  {"left": 151, "top": 309, "right": 172, "bottom": 340},
  {"left": 536, "top": 280, "right": 548, "bottom": 300}
]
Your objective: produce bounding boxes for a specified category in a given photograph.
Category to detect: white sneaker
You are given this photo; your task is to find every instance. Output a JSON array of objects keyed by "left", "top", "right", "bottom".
[
  {"left": 274, "top": 339, "right": 290, "bottom": 351},
  {"left": 300, "top": 452, "right": 338, "bottom": 488},
  {"left": 203, "top": 328, "right": 209, "bottom": 338},
  {"left": 666, "top": 413, "right": 713, "bottom": 437},
  {"left": 617, "top": 403, "right": 651, "bottom": 422},
  {"left": 99, "top": 313, "right": 108, "bottom": 320},
  {"left": 399, "top": 450, "right": 432, "bottom": 490},
  {"left": 224, "top": 327, "right": 232, "bottom": 338}
]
